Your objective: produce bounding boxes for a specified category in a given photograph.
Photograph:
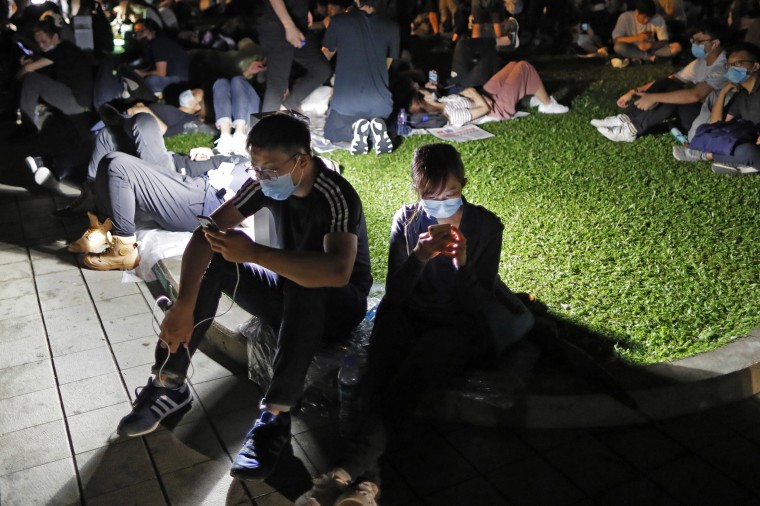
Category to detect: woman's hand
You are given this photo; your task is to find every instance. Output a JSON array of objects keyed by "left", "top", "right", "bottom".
[
  {"left": 412, "top": 225, "right": 457, "bottom": 263},
  {"left": 159, "top": 302, "right": 194, "bottom": 353},
  {"left": 204, "top": 228, "right": 257, "bottom": 264},
  {"left": 446, "top": 225, "right": 467, "bottom": 268}
]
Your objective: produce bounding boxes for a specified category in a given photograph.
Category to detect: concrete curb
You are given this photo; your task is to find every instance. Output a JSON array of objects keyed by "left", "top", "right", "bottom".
[{"left": 153, "top": 257, "right": 760, "bottom": 428}]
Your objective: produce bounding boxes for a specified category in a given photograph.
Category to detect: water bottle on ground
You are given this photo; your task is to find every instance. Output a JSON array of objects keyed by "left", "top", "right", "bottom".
[
  {"left": 670, "top": 127, "right": 688, "bottom": 145},
  {"left": 338, "top": 354, "right": 362, "bottom": 438},
  {"left": 397, "top": 108, "right": 411, "bottom": 137}
]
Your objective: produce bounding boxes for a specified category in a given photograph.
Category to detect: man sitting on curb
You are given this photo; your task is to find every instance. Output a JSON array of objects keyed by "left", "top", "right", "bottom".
[
  {"left": 672, "top": 43, "right": 760, "bottom": 175},
  {"left": 116, "top": 113, "right": 373, "bottom": 483},
  {"left": 611, "top": 0, "right": 681, "bottom": 64},
  {"left": 592, "top": 19, "right": 726, "bottom": 143}
]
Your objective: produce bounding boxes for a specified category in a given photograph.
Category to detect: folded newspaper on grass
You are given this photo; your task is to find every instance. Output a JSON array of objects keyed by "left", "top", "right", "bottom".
[{"left": 427, "top": 124, "right": 495, "bottom": 142}]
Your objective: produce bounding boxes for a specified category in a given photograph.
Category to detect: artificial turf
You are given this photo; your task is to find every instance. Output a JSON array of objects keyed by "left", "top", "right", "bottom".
[{"left": 166, "top": 55, "right": 760, "bottom": 365}]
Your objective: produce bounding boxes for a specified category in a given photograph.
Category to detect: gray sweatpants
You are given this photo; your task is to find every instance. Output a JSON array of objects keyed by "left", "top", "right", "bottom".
[{"left": 20, "top": 72, "right": 86, "bottom": 126}]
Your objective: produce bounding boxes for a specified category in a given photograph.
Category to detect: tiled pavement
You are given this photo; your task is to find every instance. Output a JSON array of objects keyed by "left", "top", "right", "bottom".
[{"left": 3, "top": 191, "right": 760, "bottom": 506}]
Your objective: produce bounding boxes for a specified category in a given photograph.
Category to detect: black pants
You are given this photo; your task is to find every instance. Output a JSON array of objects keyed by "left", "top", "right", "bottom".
[
  {"left": 339, "top": 300, "right": 478, "bottom": 482},
  {"left": 258, "top": 24, "right": 331, "bottom": 113},
  {"left": 448, "top": 36, "right": 500, "bottom": 89},
  {"left": 712, "top": 143, "right": 760, "bottom": 168},
  {"left": 152, "top": 254, "right": 367, "bottom": 408},
  {"left": 626, "top": 77, "right": 701, "bottom": 135}
]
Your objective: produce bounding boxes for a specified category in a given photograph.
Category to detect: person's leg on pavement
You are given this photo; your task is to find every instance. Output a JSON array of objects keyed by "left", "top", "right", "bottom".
[
  {"left": 260, "top": 28, "right": 295, "bottom": 112},
  {"left": 285, "top": 34, "right": 331, "bottom": 111}
]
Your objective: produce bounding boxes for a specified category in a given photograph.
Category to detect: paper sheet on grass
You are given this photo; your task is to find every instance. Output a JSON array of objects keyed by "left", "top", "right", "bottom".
[{"left": 426, "top": 124, "right": 495, "bottom": 142}]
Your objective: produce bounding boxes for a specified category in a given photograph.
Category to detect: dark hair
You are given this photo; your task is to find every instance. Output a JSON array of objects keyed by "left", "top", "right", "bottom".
[
  {"left": 692, "top": 19, "right": 726, "bottom": 42},
  {"left": 356, "top": 0, "right": 381, "bottom": 9},
  {"left": 635, "top": 0, "right": 656, "bottom": 17},
  {"left": 730, "top": 41, "right": 760, "bottom": 62},
  {"left": 411, "top": 143, "right": 466, "bottom": 198},
  {"left": 408, "top": 91, "right": 439, "bottom": 115},
  {"left": 33, "top": 16, "right": 61, "bottom": 36},
  {"left": 247, "top": 112, "right": 312, "bottom": 155}
]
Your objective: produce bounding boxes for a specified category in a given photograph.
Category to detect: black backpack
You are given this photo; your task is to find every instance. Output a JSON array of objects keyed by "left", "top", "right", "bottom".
[{"left": 408, "top": 112, "right": 447, "bottom": 129}]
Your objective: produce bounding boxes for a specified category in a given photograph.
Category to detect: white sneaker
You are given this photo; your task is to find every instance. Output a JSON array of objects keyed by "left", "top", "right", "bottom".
[
  {"left": 672, "top": 145, "right": 706, "bottom": 162},
  {"left": 597, "top": 123, "right": 636, "bottom": 142},
  {"left": 611, "top": 57, "right": 630, "bottom": 68},
  {"left": 214, "top": 133, "right": 234, "bottom": 155},
  {"left": 538, "top": 96, "right": 569, "bottom": 114},
  {"left": 590, "top": 115, "right": 626, "bottom": 128},
  {"left": 231, "top": 131, "right": 249, "bottom": 156},
  {"left": 528, "top": 96, "right": 541, "bottom": 108}
]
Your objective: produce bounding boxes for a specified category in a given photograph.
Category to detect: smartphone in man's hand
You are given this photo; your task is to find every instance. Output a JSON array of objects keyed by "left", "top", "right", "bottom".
[{"left": 196, "top": 215, "right": 220, "bottom": 232}]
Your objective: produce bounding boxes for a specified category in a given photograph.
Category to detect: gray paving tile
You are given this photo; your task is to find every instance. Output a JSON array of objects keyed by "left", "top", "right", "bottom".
[
  {"left": 658, "top": 412, "right": 738, "bottom": 452},
  {"left": 161, "top": 458, "right": 249, "bottom": 506},
  {"left": 76, "top": 438, "right": 157, "bottom": 499},
  {"left": 371, "top": 464, "right": 417, "bottom": 506},
  {"left": 146, "top": 419, "right": 227, "bottom": 475},
  {"left": 0, "top": 458, "right": 79, "bottom": 506},
  {"left": 649, "top": 455, "right": 749, "bottom": 505},
  {"left": 45, "top": 303, "right": 106, "bottom": 357},
  {"left": 292, "top": 426, "right": 342, "bottom": 476},
  {"left": 67, "top": 401, "right": 131, "bottom": 454},
  {"left": 0, "top": 387, "right": 62, "bottom": 434},
  {"left": 86, "top": 478, "right": 166, "bottom": 506},
  {"left": 211, "top": 405, "right": 260, "bottom": 454},
  {"left": 0, "top": 313, "right": 45, "bottom": 345},
  {"left": 190, "top": 374, "right": 262, "bottom": 416},
  {"left": 0, "top": 260, "right": 32, "bottom": 282},
  {"left": 0, "top": 245, "right": 27, "bottom": 265},
  {"left": 0, "top": 332, "right": 49, "bottom": 370},
  {"left": 102, "top": 312, "right": 158, "bottom": 344},
  {"left": 37, "top": 275, "right": 91, "bottom": 312},
  {"left": 543, "top": 434, "right": 639, "bottom": 496},
  {"left": 423, "top": 476, "right": 508, "bottom": 506},
  {"left": 0, "top": 276, "right": 36, "bottom": 301},
  {"left": 388, "top": 432, "right": 478, "bottom": 497},
  {"left": 0, "top": 293, "right": 39, "bottom": 321},
  {"left": 590, "top": 477, "right": 678, "bottom": 506},
  {"left": 0, "top": 419, "right": 70, "bottom": 476},
  {"left": 516, "top": 428, "right": 588, "bottom": 452},
  {"left": 59, "top": 372, "right": 129, "bottom": 416},
  {"left": 694, "top": 435, "right": 760, "bottom": 495},
  {"left": 112, "top": 336, "right": 159, "bottom": 370},
  {"left": 0, "top": 359, "right": 55, "bottom": 400},
  {"left": 708, "top": 397, "right": 760, "bottom": 432},
  {"left": 445, "top": 426, "right": 535, "bottom": 474},
  {"left": 87, "top": 275, "right": 142, "bottom": 302},
  {"left": 94, "top": 293, "right": 150, "bottom": 320},
  {"left": 594, "top": 425, "right": 687, "bottom": 471},
  {"left": 185, "top": 350, "right": 238, "bottom": 384},
  {"left": 487, "top": 455, "right": 585, "bottom": 506},
  {"left": 53, "top": 347, "right": 116, "bottom": 385},
  {"left": 28, "top": 244, "right": 79, "bottom": 275}
]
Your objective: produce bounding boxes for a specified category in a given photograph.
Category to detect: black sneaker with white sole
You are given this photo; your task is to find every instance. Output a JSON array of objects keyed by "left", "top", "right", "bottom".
[
  {"left": 117, "top": 377, "right": 192, "bottom": 437},
  {"left": 350, "top": 119, "right": 370, "bottom": 155},
  {"left": 369, "top": 118, "right": 393, "bottom": 155}
]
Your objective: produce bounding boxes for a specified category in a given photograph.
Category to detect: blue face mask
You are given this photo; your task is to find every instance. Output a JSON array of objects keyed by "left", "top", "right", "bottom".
[
  {"left": 259, "top": 161, "right": 301, "bottom": 200},
  {"left": 691, "top": 42, "right": 707, "bottom": 59},
  {"left": 421, "top": 196, "right": 462, "bottom": 219},
  {"left": 725, "top": 66, "right": 751, "bottom": 84}
]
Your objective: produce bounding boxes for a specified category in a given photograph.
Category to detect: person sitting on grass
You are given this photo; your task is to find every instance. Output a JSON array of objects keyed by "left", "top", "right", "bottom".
[
  {"left": 672, "top": 43, "right": 760, "bottom": 175},
  {"left": 295, "top": 143, "right": 534, "bottom": 506},
  {"left": 611, "top": 0, "right": 681, "bottom": 64},
  {"left": 212, "top": 59, "right": 266, "bottom": 156},
  {"left": 591, "top": 19, "right": 727, "bottom": 143},
  {"left": 410, "top": 60, "right": 569, "bottom": 127}
]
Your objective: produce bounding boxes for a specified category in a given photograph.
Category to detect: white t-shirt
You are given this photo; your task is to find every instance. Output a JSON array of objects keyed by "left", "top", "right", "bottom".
[
  {"left": 441, "top": 95, "right": 473, "bottom": 127},
  {"left": 674, "top": 52, "right": 728, "bottom": 91},
  {"left": 612, "top": 11, "right": 669, "bottom": 41}
]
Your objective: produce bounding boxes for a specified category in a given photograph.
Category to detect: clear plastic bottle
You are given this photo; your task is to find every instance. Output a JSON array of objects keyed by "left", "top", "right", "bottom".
[
  {"left": 338, "top": 354, "right": 362, "bottom": 438},
  {"left": 397, "top": 108, "right": 411, "bottom": 136}
]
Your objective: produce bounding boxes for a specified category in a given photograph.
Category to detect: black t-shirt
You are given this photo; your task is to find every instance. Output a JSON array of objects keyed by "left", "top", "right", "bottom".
[
  {"left": 149, "top": 102, "right": 199, "bottom": 137},
  {"left": 727, "top": 78, "right": 760, "bottom": 124},
  {"left": 42, "top": 40, "right": 93, "bottom": 107},
  {"left": 260, "top": 0, "right": 310, "bottom": 32},
  {"left": 323, "top": 10, "right": 399, "bottom": 117},
  {"left": 231, "top": 158, "right": 372, "bottom": 295},
  {"left": 146, "top": 35, "right": 189, "bottom": 80}
]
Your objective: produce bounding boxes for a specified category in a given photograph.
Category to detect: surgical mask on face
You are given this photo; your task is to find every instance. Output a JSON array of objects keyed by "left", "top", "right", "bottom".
[
  {"left": 725, "top": 66, "right": 751, "bottom": 84},
  {"left": 691, "top": 43, "right": 707, "bottom": 59},
  {"left": 420, "top": 196, "right": 462, "bottom": 219},
  {"left": 258, "top": 161, "right": 301, "bottom": 200}
]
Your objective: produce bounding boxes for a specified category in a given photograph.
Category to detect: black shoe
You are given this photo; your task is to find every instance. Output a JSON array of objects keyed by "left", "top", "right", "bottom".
[
  {"left": 98, "top": 103, "right": 125, "bottom": 129},
  {"left": 230, "top": 410, "right": 291, "bottom": 481},
  {"left": 52, "top": 184, "right": 95, "bottom": 218},
  {"left": 117, "top": 377, "right": 193, "bottom": 437}
]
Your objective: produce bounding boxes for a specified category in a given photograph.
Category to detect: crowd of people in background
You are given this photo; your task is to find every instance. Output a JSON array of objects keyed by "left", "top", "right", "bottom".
[{"left": 2, "top": 0, "right": 760, "bottom": 502}]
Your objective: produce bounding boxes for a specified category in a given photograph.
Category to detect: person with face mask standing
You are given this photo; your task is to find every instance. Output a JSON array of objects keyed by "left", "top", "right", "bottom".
[
  {"left": 591, "top": 19, "right": 727, "bottom": 143},
  {"left": 116, "top": 113, "right": 373, "bottom": 483},
  {"left": 672, "top": 43, "right": 760, "bottom": 175},
  {"left": 15, "top": 16, "right": 93, "bottom": 136}
]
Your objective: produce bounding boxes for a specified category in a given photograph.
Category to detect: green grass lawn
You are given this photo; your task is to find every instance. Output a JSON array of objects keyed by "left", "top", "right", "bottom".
[{"left": 167, "top": 56, "right": 760, "bottom": 365}]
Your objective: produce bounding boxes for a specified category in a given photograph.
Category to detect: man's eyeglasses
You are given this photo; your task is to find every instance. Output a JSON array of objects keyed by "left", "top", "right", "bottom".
[
  {"left": 724, "top": 60, "right": 757, "bottom": 70},
  {"left": 245, "top": 154, "right": 299, "bottom": 181}
]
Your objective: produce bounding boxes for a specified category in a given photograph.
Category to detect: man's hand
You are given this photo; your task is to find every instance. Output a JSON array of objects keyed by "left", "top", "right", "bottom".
[
  {"left": 617, "top": 90, "right": 635, "bottom": 108},
  {"left": 159, "top": 303, "right": 194, "bottom": 353},
  {"left": 720, "top": 81, "right": 740, "bottom": 95},
  {"left": 189, "top": 147, "right": 214, "bottom": 161},
  {"left": 633, "top": 92, "right": 658, "bottom": 110},
  {"left": 285, "top": 24, "right": 305, "bottom": 48},
  {"left": 204, "top": 228, "right": 257, "bottom": 263},
  {"left": 637, "top": 41, "right": 652, "bottom": 52}
]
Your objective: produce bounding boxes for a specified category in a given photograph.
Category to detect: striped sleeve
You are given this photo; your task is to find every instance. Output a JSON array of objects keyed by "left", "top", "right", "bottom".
[
  {"left": 314, "top": 173, "right": 353, "bottom": 234},
  {"left": 443, "top": 101, "right": 473, "bottom": 127},
  {"left": 230, "top": 177, "right": 264, "bottom": 217}
]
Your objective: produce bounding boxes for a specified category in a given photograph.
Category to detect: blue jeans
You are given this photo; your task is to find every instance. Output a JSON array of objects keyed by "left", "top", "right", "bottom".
[
  {"left": 145, "top": 74, "right": 185, "bottom": 93},
  {"left": 212, "top": 76, "right": 261, "bottom": 130}
]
